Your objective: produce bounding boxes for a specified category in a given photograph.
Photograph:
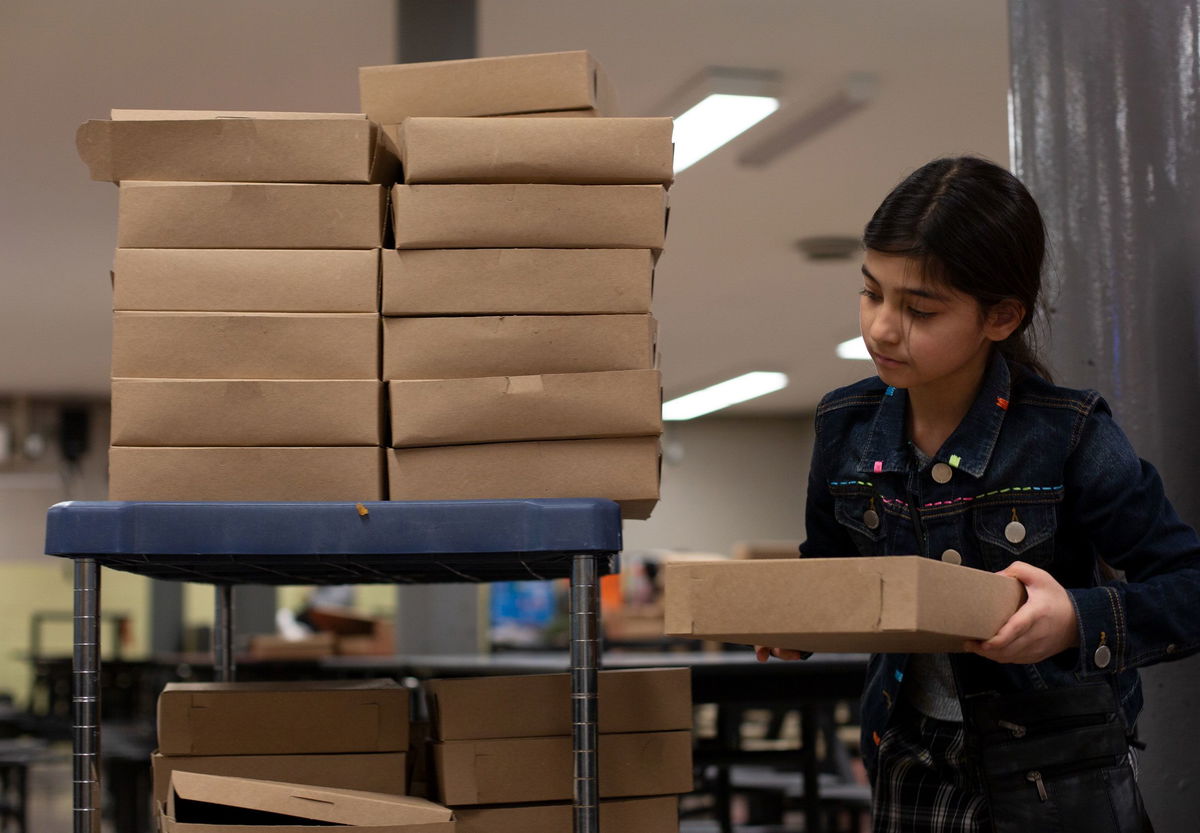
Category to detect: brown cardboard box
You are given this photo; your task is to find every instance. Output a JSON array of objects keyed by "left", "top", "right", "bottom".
[
  {"left": 246, "top": 633, "right": 338, "bottom": 661},
  {"left": 399, "top": 117, "right": 673, "bottom": 185},
  {"left": 152, "top": 751, "right": 408, "bottom": 805},
  {"left": 158, "top": 680, "right": 409, "bottom": 756},
  {"left": 77, "top": 111, "right": 399, "bottom": 184},
  {"left": 664, "top": 556, "right": 1027, "bottom": 653},
  {"left": 112, "top": 312, "right": 380, "bottom": 379},
  {"left": 382, "top": 248, "right": 653, "bottom": 316},
  {"left": 111, "top": 379, "right": 382, "bottom": 446},
  {"left": 113, "top": 249, "right": 380, "bottom": 313},
  {"left": 453, "top": 796, "right": 678, "bottom": 833},
  {"left": 732, "top": 540, "right": 803, "bottom": 560},
  {"left": 116, "top": 182, "right": 386, "bottom": 249},
  {"left": 389, "top": 370, "right": 661, "bottom": 447},
  {"left": 424, "top": 667, "right": 691, "bottom": 740},
  {"left": 359, "top": 51, "right": 616, "bottom": 123},
  {"left": 381, "top": 109, "right": 605, "bottom": 144},
  {"left": 161, "top": 771, "right": 453, "bottom": 832},
  {"left": 433, "top": 730, "right": 692, "bottom": 806},
  {"left": 383, "top": 314, "right": 655, "bottom": 380},
  {"left": 108, "top": 446, "right": 384, "bottom": 501},
  {"left": 388, "top": 437, "right": 661, "bottom": 519},
  {"left": 391, "top": 184, "right": 667, "bottom": 249}
]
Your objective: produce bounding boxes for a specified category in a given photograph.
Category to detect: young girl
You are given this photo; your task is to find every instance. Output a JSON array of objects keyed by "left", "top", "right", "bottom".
[{"left": 758, "top": 156, "right": 1200, "bottom": 832}]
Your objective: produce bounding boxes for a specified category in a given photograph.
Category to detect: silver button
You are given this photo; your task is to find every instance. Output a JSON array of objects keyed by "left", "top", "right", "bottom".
[
  {"left": 863, "top": 509, "right": 880, "bottom": 529},
  {"left": 931, "top": 462, "right": 953, "bottom": 484},
  {"left": 1005, "top": 521, "right": 1027, "bottom": 544},
  {"left": 1094, "top": 644, "right": 1112, "bottom": 668},
  {"left": 941, "top": 548, "right": 963, "bottom": 565}
]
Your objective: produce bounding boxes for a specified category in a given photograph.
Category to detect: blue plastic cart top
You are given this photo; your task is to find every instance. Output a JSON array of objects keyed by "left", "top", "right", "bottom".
[{"left": 44, "top": 498, "right": 622, "bottom": 585}]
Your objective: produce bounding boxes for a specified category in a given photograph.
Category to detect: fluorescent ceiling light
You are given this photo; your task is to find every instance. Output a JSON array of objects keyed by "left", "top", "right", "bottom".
[
  {"left": 663, "top": 372, "right": 788, "bottom": 421},
  {"left": 836, "top": 336, "right": 872, "bottom": 360},
  {"left": 673, "top": 93, "right": 780, "bottom": 173}
]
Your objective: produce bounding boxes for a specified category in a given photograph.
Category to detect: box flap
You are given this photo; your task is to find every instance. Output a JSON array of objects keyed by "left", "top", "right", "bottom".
[{"left": 162, "top": 678, "right": 400, "bottom": 694}]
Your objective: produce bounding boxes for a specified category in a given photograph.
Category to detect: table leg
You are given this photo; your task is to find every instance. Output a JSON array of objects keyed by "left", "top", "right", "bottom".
[
  {"left": 72, "top": 559, "right": 101, "bottom": 833},
  {"left": 214, "top": 585, "right": 235, "bottom": 682},
  {"left": 570, "top": 554, "right": 600, "bottom": 833},
  {"left": 801, "top": 702, "right": 822, "bottom": 833}
]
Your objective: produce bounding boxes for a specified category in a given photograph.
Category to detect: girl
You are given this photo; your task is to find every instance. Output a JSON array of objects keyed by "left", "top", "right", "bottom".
[{"left": 758, "top": 156, "right": 1200, "bottom": 832}]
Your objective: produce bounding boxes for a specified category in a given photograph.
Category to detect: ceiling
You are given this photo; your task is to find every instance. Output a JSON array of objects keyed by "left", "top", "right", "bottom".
[{"left": 0, "top": 0, "right": 1010, "bottom": 415}]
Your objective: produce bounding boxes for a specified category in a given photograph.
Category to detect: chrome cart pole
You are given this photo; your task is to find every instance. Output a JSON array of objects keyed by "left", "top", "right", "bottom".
[
  {"left": 214, "top": 584, "right": 235, "bottom": 682},
  {"left": 73, "top": 558, "right": 101, "bottom": 833},
  {"left": 570, "top": 553, "right": 600, "bottom": 833}
]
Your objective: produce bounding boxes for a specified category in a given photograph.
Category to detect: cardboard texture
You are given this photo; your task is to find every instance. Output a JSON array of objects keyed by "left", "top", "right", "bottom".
[
  {"left": 108, "top": 446, "right": 384, "bottom": 501},
  {"left": 399, "top": 117, "right": 673, "bottom": 185},
  {"left": 382, "top": 314, "right": 655, "bottom": 380},
  {"left": 112, "top": 249, "right": 380, "bottom": 313},
  {"left": 116, "top": 182, "right": 386, "bottom": 249},
  {"left": 111, "top": 379, "right": 382, "bottom": 446},
  {"left": 387, "top": 437, "right": 661, "bottom": 519},
  {"left": 425, "top": 667, "right": 691, "bottom": 740},
  {"left": 381, "top": 248, "right": 653, "bottom": 316},
  {"left": 77, "top": 112, "right": 399, "bottom": 183},
  {"left": 247, "top": 633, "right": 337, "bottom": 661},
  {"left": 388, "top": 370, "right": 661, "bottom": 447},
  {"left": 112, "top": 312, "right": 380, "bottom": 380},
  {"left": 391, "top": 184, "right": 668, "bottom": 249},
  {"left": 381, "top": 109, "right": 605, "bottom": 145},
  {"left": 453, "top": 796, "right": 678, "bottom": 833},
  {"left": 359, "top": 51, "right": 616, "bottom": 122},
  {"left": 163, "top": 771, "right": 453, "bottom": 832},
  {"left": 152, "top": 751, "right": 408, "bottom": 805},
  {"left": 433, "top": 730, "right": 692, "bottom": 806},
  {"left": 158, "top": 680, "right": 409, "bottom": 756},
  {"left": 663, "top": 556, "right": 1028, "bottom": 653}
]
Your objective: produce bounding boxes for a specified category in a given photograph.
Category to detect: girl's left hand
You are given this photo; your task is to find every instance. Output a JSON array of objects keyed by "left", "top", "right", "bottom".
[{"left": 963, "top": 560, "right": 1080, "bottom": 664}]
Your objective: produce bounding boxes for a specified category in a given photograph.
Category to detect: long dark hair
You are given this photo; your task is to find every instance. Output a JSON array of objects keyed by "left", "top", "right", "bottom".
[{"left": 863, "top": 156, "right": 1052, "bottom": 382}]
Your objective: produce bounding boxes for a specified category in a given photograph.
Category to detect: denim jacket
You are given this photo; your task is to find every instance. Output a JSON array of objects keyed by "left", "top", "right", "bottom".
[{"left": 800, "top": 350, "right": 1200, "bottom": 775}]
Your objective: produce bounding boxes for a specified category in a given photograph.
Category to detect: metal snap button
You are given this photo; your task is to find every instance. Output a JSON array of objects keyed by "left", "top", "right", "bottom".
[
  {"left": 863, "top": 509, "right": 880, "bottom": 530},
  {"left": 941, "top": 549, "right": 962, "bottom": 565},
  {"left": 931, "top": 462, "right": 953, "bottom": 484},
  {"left": 1094, "top": 644, "right": 1112, "bottom": 668},
  {"left": 1004, "top": 520, "right": 1027, "bottom": 544},
  {"left": 1166, "top": 643, "right": 1177, "bottom": 655}
]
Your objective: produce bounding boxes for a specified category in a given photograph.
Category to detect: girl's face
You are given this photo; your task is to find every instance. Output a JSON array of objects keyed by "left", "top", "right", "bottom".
[{"left": 858, "top": 250, "right": 1022, "bottom": 396}]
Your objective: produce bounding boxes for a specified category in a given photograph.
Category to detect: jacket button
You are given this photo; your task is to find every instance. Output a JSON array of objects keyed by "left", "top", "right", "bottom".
[
  {"left": 931, "top": 462, "right": 953, "bottom": 483},
  {"left": 941, "top": 549, "right": 963, "bottom": 565},
  {"left": 1094, "top": 644, "right": 1112, "bottom": 668},
  {"left": 863, "top": 509, "right": 880, "bottom": 529},
  {"left": 1004, "top": 521, "right": 1027, "bottom": 544},
  {"left": 1166, "top": 643, "right": 1177, "bottom": 655}
]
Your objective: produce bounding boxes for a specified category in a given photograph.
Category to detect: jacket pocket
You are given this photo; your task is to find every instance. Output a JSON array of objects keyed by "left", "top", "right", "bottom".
[
  {"left": 833, "top": 493, "right": 886, "bottom": 556},
  {"left": 973, "top": 501, "right": 1058, "bottom": 569}
]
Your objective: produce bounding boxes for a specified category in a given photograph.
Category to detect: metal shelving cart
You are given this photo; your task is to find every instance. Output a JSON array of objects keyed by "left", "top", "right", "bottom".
[{"left": 44, "top": 498, "right": 622, "bottom": 833}]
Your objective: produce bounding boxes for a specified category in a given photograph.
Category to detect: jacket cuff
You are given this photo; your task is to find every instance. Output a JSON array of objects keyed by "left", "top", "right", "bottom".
[{"left": 1068, "top": 585, "right": 1123, "bottom": 677}]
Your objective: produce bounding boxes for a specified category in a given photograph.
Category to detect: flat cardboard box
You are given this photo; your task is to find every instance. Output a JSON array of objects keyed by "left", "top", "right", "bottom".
[
  {"left": 77, "top": 111, "right": 399, "bottom": 183},
  {"left": 152, "top": 751, "right": 408, "bottom": 806},
  {"left": 399, "top": 117, "right": 673, "bottom": 185},
  {"left": 247, "top": 632, "right": 338, "bottom": 661},
  {"left": 664, "top": 556, "right": 1027, "bottom": 653},
  {"left": 433, "top": 730, "right": 692, "bottom": 806},
  {"left": 382, "top": 248, "right": 653, "bottom": 315},
  {"left": 112, "top": 312, "right": 380, "bottom": 380},
  {"left": 116, "top": 182, "right": 386, "bottom": 249},
  {"left": 453, "top": 797, "right": 678, "bottom": 833},
  {"left": 108, "top": 446, "right": 384, "bottom": 501},
  {"left": 162, "top": 771, "right": 452, "bottom": 832},
  {"left": 381, "top": 109, "right": 604, "bottom": 144},
  {"left": 359, "top": 51, "right": 616, "bottom": 123},
  {"left": 158, "top": 680, "right": 409, "bottom": 756},
  {"left": 111, "top": 379, "right": 382, "bottom": 446},
  {"left": 424, "top": 667, "right": 691, "bottom": 740},
  {"left": 388, "top": 437, "right": 660, "bottom": 520},
  {"left": 391, "top": 184, "right": 667, "bottom": 249},
  {"left": 382, "top": 314, "right": 655, "bottom": 380},
  {"left": 389, "top": 370, "right": 661, "bottom": 447},
  {"left": 113, "top": 249, "right": 380, "bottom": 313}
]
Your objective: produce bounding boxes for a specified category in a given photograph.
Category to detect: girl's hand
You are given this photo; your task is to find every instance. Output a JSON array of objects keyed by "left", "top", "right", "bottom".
[
  {"left": 964, "top": 560, "right": 1080, "bottom": 664},
  {"left": 754, "top": 645, "right": 810, "bottom": 662}
]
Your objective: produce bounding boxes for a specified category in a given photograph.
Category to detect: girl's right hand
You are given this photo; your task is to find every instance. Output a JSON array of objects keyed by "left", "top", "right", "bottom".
[{"left": 754, "top": 645, "right": 811, "bottom": 662}]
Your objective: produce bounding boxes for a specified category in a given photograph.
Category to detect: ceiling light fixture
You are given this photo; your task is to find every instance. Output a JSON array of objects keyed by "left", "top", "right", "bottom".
[
  {"left": 662, "top": 372, "right": 789, "bottom": 421},
  {"left": 836, "top": 336, "right": 872, "bottom": 361},
  {"left": 666, "top": 68, "right": 782, "bottom": 174}
]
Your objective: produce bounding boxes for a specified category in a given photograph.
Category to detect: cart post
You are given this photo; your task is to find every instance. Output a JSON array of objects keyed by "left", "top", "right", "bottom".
[
  {"left": 570, "top": 553, "right": 601, "bottom": 833},
  {"left": 72, "top": 558, "right": 101, "bottom": 833}
]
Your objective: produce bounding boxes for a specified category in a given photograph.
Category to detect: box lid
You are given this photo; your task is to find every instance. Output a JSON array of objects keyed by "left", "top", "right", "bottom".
[{"left": 161, "top": 678, "right": 401, "bottom": 694}]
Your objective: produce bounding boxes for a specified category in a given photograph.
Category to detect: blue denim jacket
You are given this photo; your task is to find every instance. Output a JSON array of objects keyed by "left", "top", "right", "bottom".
[{"left": 800, "top": 350, "right": 1200, "bottom": 775}]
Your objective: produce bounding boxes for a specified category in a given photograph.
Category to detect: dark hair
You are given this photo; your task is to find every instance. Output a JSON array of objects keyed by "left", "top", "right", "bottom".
[{"left": 863, "top": 156, "right": 1052, "bottom": 382}]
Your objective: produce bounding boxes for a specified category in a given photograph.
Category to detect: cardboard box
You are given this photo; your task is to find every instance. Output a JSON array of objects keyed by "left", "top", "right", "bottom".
[
  {"left": 77, "top": 111, "right": 399, "bottom": 183},
  {"left": 108, "top": 446, "right": 384, "bottom": 501},
  {"left": 246, "top": 633, "right": 338, "bottom": 661},
  {"left": 389, "top": 370, "right": 661, "bottom": 447},
  {"left": 388, "top": 437, "right": 660, "bottom": 519},
  {"left": 152, "top": 751, "right": 408, "bottom": 806},
  {"left": 382, "top": 248, "right": 653, "bottom": 315},
  {"left": 424, "top": 667, "right": 691, "bottom": 740},
  {"left": 113, "top": 249, "right": 380, "bottom": 313},
  {"left": 453, "top": 796, "right": 677, "bottom": 833},
  {"left": 158, "top": 680, "right": 409, "bottom": 756},
  {"left": 112, "top": 312, "right": 380, "bottom": 380},
  {"left": 116, "top": 182, "right": 386, "bottom": 249},
  {"left": 383, "top": 314, "right": 655, "bottom": 380},
  {"left": 664, "top": 556, "right": 1027, "bottom": 653},
  {"left": 162, "top": 771, "right": 453, "bottom": 832},
  {"left": 433, "top": 730, "right": 692, "bottom": 806},
  {"left": 391, "top": 184, "right": 667, "bottom": 249},
  {"left": 732, "top": 540, "right": 803, "bottom": 560},
  {"left": 359, "top": 51, "right": 616, "bottom": 123},
  {"left": 111, "top": 379, "right": 382, "bottom": 446},
  {"left": 399, "top": 117, "right": 673, "bottom": 185},
  {"left": 381, "top": 109, "right": 605, "bottom": 145}
]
